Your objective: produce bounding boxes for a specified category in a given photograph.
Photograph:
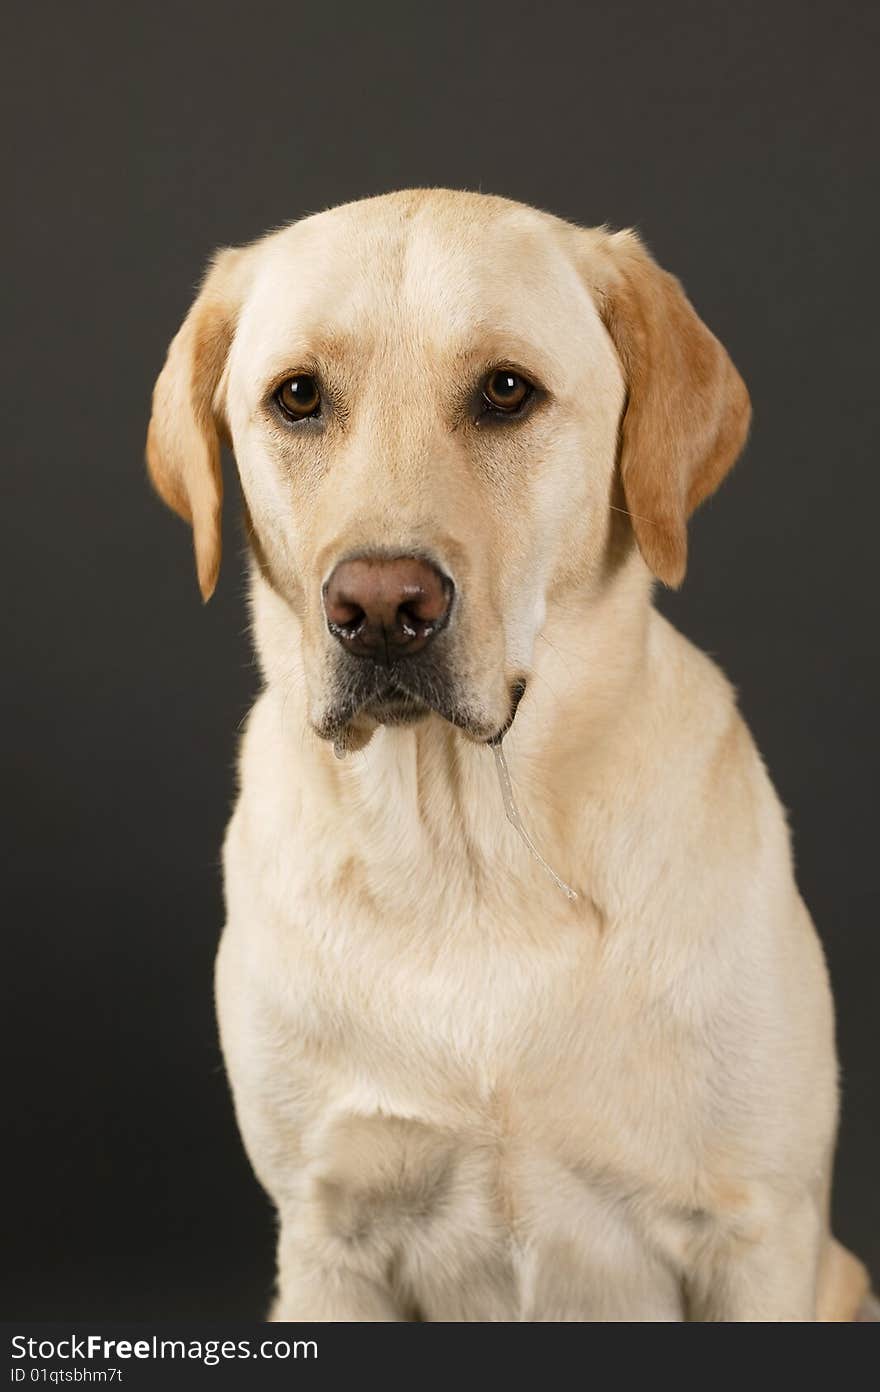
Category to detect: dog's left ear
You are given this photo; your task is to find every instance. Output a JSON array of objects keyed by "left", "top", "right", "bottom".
[
  {"left": 146, "top": 246, "right": 251, "bottom": 601},
  {"left": 590, "top": 229, "right": 751, "bottom": 588}
]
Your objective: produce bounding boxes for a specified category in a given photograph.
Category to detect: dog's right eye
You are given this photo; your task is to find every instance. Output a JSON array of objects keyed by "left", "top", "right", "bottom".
[
  {"left": 480, "top": 368, "right": 534, "bottom": 416},
  {"left": 275, "top": 374, "right": 321, "bottom": 420}
]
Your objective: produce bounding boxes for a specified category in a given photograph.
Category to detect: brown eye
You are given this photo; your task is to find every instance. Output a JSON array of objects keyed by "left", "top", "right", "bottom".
[
  {"left": 482, "top": 368, "right": 532, "bottom": 414},
  {"left": 276, "top": 374, "right": 321, "bottom": 420}
]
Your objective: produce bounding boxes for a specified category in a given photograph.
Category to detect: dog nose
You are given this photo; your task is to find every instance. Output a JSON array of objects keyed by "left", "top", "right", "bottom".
[{"left": 323, "top": 555, "right": 453, "bottom": 660}]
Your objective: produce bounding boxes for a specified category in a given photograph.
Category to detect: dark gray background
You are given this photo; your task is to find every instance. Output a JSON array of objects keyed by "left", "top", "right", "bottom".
[{"left": 3, "top": 0, "right": 877, "bottom": 1318}]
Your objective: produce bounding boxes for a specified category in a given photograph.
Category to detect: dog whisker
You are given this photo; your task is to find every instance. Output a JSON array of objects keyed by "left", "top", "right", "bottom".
[{"left": 608, "top": 502, "right": 661, "bottom": 527}]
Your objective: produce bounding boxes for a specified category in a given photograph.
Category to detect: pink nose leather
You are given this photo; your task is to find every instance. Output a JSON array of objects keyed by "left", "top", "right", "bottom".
[{"left": 323, "top": 556, "right": 452, "bottom": 660}]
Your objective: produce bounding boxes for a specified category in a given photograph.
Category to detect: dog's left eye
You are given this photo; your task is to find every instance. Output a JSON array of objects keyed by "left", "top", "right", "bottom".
[
  {"left": 481, "top": 369, "right": 533, "bottom": 415},
  {"left": 275, "top": 374, "right": 321, "bottom": 420}
]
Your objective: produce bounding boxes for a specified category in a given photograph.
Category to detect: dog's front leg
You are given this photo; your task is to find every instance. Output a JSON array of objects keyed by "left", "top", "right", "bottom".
[
  {"left": 269, "top": 1212, "right": 406, "bottom": 1322},
  {"left": 687, "top": 1195, "right": 823, "bottom": 1322}
]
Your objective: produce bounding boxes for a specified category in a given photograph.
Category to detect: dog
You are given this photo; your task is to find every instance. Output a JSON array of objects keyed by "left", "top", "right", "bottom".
[{"left": 147, "top": 189, "right": 873, "bottom": 1320}]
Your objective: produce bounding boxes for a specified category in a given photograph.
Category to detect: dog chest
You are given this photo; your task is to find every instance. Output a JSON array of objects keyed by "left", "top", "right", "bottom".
[{"left": 303, "top": 1107, "right": 686, "bottom": 1320}]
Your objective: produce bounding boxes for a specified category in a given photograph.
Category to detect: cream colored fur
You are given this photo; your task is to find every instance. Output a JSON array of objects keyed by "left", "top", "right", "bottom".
[{"left": 148, "top": 189, "right": 870, "bottom": 1321}]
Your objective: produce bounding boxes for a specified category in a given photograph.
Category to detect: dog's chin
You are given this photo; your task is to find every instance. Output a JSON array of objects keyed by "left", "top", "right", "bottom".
[
  {"left": 361, "top": 694, "right": 432, "bottom": 728},
  {"left": 311, "top": 656, "right": 526, "bottom": 754},
  {"left": 314, "top": 700, "right": 487, "bottom": 754},
  {"left": 313, "top": 681, "right": 524, "bottom": 755}
]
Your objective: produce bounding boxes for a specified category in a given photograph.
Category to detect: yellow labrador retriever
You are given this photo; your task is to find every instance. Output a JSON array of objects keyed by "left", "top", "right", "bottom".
[{"left": 147, "top": 189, "right": 872, "bottom": 1321}]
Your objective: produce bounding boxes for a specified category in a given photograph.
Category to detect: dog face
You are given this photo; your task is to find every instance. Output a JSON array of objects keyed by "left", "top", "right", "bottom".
[{"left": 147, "top": 190, "right": 750, "bottom": 748}]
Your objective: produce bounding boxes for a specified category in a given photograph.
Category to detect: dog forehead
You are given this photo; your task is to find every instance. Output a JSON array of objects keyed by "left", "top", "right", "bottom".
[{"left": 232, "top": 192, "right": 600, "bottom": 378}]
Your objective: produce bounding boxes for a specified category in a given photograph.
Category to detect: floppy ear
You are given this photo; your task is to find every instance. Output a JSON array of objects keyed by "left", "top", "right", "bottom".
[
  {"left": 146, "top": 247, "right": 249, "bottom": 600},
  {"left": 594, "top": 230, "right": 751, "bottom": 588}
]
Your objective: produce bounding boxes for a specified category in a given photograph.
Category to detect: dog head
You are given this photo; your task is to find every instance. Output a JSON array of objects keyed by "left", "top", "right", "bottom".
[{"left": 147, "top": 190, "right": 749, "bottom": 748}]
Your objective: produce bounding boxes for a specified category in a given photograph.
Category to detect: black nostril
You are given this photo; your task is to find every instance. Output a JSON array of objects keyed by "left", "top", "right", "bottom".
[
  {"left": 329, "top": 603, "right": 366, "bottom": 639},
  {"left": 398, "top": 600, "right": 432, "bottom": 638}
]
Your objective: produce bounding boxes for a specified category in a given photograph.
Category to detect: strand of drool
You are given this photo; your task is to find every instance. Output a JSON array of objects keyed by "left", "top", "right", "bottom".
[{"left": 491, "top": 741, "right": 578, "bottom": 901}]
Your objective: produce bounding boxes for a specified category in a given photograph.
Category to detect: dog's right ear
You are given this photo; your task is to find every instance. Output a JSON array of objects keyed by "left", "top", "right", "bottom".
[{"left": 146, "top": 247, "right": 250, "bottom": 601}]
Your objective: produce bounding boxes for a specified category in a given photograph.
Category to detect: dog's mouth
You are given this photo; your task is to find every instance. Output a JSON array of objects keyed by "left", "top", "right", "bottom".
[
  {"left": 487, "top": 679, "right": 527, "bottom": 746},
  {"left": 315, "top": 659, "right": 526, "bottom": 749}
]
